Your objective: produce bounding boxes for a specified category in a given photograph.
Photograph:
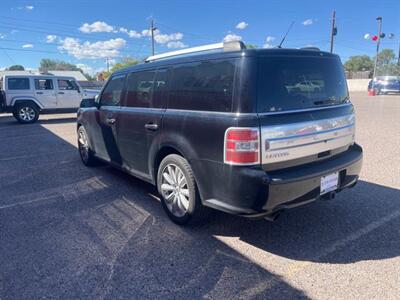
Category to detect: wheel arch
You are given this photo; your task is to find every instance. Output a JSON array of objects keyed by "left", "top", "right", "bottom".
[
  {"left": 12, "top": 98, "right": 42, "bottom": 111},
  {"left": 152, "top": 146, "right": 184, "bottom": 185}
]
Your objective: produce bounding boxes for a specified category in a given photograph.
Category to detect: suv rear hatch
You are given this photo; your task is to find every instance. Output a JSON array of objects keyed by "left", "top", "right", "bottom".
[{"left": 256, "top": 52, "right": 355, "bottom": 171}]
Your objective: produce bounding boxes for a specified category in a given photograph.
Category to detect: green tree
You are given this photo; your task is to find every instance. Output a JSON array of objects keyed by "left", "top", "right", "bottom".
[
  {"left": 375, "top": 49, "right": 400, "bottom": 76},
  {"left": 246, "top": 44, "right": 258, "bottom": 49},
  {"left": 39, "top": 59, "right": 81, "bottom": 72},
  {"left": 344, "top": 55, "right": 374, "bottom": 73},
  {"left": 102, "top": 57, "right": 139, "bottom": 79},
  {"left": 7, "top": 65, "right": 25, "bottom": 71}
]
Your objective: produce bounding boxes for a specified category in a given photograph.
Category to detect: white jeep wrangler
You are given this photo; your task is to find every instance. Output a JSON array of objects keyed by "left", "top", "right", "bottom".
[{"left": 0, "top": 75, "right": 99, "bottom": 123}]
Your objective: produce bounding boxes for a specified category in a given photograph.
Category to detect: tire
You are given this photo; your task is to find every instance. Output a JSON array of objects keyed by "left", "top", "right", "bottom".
[
  {"left": 77, "top": 126, "right": 98, "bottom": 167},
  {"left": 157, "top": 154, "right": 208, "bottom": 225},
  {"left": 14, "top": 102, "right": 39, "bottom": 124}
]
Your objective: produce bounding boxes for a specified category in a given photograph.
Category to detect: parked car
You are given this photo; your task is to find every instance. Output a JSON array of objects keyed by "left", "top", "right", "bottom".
[
  {"left": 368, "top": 76, "right": 400, "bottom": 95},
  {"left": 77, "top": 41, "right": 363, "bottom": 225},
  {"left": 0, "top": 75, "right": 99, "bottom": 123},
  {"left": 293, "top": 81, "right": 322, "bottom": 92}
]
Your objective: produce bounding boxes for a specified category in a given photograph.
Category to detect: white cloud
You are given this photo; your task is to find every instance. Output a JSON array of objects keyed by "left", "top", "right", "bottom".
[
  {"left": 155, "top": 32, "right": 183, "bottom": 44},
  {"left": 119, "top": 27, "right": 141, "bottom": 38},
  {"left": 22, "top": 44, "right": 33, "bottom": 48},
  {"left": 266, "top": 36, "right": 275, "bottom": 43},
  {"left": 0, "top": 34, "right": 6, "bottom": 39},
  {"left": 79, "top": 21, "right": 114, "bottom": 33},
  {"left": 167, "top": 41, "right": 187, "bottom": 49},
  {"left": 263, "top": 36, "right": 276, "bottom": 48},
  {"left": 59, "top": 37, "right": 126, "bottom": 59},
  {"left": 236, "top": 22, "right": 248, "bottom": 30},
  {"left": 17, "top": 5, "right": 34, "bottom": 10},
  {"left": 46, "top": 35, "right": 57, "bottom": 43},
  {"left": 76, "top": 63, "right": 94, "bottom": 75},
  {"left": 223, "top": 34, "right": 242, "bottom": 42},
  {"left": 141, "top": 29, "right": 184, "bottom": 44},
  {"left": 302, "top": 19, "right": 313, "bottom": 26}
]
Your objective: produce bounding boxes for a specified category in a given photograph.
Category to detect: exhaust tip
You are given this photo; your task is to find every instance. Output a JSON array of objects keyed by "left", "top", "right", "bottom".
[
  {"left": 321, "top": 192, "right": 336, "bottom": 201},
  {"left": 264, "top": 211, "right": 282, "bottom": 222}
]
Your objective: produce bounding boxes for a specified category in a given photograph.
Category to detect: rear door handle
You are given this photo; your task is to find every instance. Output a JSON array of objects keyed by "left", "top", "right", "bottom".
[
  {"left": 58, "top": 92, "right": 65, "bottom": 95},
  {"left": 106, "top": 118, "right": 116, "bottom": 125},
  {"left": 144, "top": 123, "right": 158, "bottom": 131},
  {"left": 36, "top": 92, "right": 43, "bottom": 94}
]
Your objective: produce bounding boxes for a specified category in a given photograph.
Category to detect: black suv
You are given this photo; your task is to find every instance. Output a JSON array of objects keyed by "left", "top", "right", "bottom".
[{"left": 77, "top": 41, "right": 363, "bottom": 224}]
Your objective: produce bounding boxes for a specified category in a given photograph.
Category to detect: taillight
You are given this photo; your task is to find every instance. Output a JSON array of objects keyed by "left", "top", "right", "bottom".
[{"left": 224, "top": 127, "right": 260, "bottom": 165}]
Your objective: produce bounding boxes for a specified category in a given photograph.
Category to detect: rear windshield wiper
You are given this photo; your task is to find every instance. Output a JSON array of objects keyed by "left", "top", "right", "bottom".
[{"left": 314, "top": 96, "right": 348, "bottom": 106}]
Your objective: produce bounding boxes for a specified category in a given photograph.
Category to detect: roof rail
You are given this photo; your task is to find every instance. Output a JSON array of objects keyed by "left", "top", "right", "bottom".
[{"left": 145, "top": 41, "right": 246, "bottom": 62}]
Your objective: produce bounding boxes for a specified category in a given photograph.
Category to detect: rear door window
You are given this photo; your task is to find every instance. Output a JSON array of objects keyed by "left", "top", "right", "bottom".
[
  {"left": 8, "top": 78, "right": 30, "bottom": 90},
  {"left": 124, "top": 70, "right": 156, "bottom": 108},
  {"left": 100, "top": 75, "right": 125, "bottom": 106},
  {"left": 152, "top": 68, "right": 169, "bottom": 108},
  {"left": 257, "top": 56, "right": 348, "bottom": 112},
  {"left": 58, "top": 79, "right": 79, "bottom": 90},
  {"left": 169, "top": 59, "right": 236, "bottom": 112},
  {"left": 34, "top": 79, "right": 54, "bottom": 90}
]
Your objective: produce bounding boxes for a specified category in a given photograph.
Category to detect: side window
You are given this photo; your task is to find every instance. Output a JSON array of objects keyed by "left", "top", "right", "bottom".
[
  {"left": 153, "top": 69, "right": 169, "bottom": 108},
  {"left": 58, "top": 79, "right": 78, "bottom": 91},
  {"left": 34, "top": 79, "right": 54, "bottom": 90},
  {"left": 8, "top": 78, "right": 30, "bottom": 90},
  {"left": 100, "top": 75, "right": 126, "bottom": 106},
  {"left": 125, "top": 70, "right": 156, "bottom": 108},
  {"left": 169, "top": 60, "right": 236, "bottom": 112}
]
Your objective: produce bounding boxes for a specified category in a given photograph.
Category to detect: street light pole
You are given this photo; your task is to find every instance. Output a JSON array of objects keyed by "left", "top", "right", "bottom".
[
  {"left": 373, "top": 17, "right": 382, "bottom": 79},
  {"left": 397, "top": 41, "right": 400, "bottom": 65}
]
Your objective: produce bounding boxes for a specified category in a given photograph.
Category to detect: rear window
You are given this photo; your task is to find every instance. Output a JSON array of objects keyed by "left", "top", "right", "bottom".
[
  {"left": 257, "top": 56, "right": 348, "bottom": 112},
  {"left": 168, "top": 59, "right": 236, "bottom": 112},
  {"left": 8, "top": 78, "right": 30, "bottom": 90}
]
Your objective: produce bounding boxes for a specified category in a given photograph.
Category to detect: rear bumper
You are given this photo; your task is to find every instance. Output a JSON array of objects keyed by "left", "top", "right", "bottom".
[
  {"left": 193, "top": 144, "right": 363, "bottom": 218},
  {"left": 379, "top": 88, "right": 400, "bottom": 93}
]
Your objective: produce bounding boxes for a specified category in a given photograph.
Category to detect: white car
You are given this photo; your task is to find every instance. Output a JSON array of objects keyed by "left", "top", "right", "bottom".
[{"left": 0, "top": 75, "right": 99, "bottom": 123}]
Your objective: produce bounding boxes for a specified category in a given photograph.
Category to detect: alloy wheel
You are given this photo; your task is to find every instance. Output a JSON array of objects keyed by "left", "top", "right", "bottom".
[
  {"left": 160, "top": 163, "right": 190, "bottom": 217},
  {"left": 78, "top": 128, "right": 89, "bottom": 162},
  {"left": 19, "top": 107, "right": 36, "bottom": 121}
]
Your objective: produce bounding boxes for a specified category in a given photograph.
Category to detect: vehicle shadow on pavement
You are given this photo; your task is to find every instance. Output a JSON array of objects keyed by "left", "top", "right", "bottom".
[
  {"left": 0, "top": 113, "right": 76, "bottom": 126},
  {"left": 207, "top": 180, "right": 400, "bottom": 264},
  {"left": 0, "top": 117, "right": 307, "bottom": 299},
  {"left": 1, "top": 116, "right": 399, "bottom": 299}
]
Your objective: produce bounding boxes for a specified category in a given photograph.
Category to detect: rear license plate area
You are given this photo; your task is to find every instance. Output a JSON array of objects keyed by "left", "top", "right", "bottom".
[{"left": 320, "top": 172, "right": 339, "bottom": 195}]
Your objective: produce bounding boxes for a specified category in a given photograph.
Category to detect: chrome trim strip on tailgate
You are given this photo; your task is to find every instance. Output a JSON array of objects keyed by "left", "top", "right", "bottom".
[{"left": 261, "top": 114, "right": 355, "bottom": 164}]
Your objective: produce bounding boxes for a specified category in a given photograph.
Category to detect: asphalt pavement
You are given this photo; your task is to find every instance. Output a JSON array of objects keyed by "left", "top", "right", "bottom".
[{"left": 0, "top": 92, "right": 399, "bottom": 299}]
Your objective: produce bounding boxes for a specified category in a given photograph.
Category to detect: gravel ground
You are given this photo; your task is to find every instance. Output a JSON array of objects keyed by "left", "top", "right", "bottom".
[{"left": 0, "top": 92, "right": 399, "bottom": 299}]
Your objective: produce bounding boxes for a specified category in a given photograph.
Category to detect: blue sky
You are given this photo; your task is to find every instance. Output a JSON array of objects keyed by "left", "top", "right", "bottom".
[{"left": 0, "top": 0, "right": 399, "bottom": 74}]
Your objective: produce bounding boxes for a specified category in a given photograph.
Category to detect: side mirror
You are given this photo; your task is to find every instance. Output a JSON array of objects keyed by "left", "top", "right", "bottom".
[{"left": 80, "top": 97, "right": 99, "bottom": 108}]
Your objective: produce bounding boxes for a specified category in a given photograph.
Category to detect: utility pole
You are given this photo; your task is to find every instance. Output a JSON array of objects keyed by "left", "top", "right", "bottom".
[
  {"left": 106, "top": 57, "right": 110, "bottom": 73},
  {"left": 397, "top": 42, "right": 400, "bottom": 65},
  {"left": 150, "top": 19, "right": 157, "bottom": 56},
  {"left": 373, "top": 17, "right": 383, "bottom": 79},
  {"left": 330, "top": 10, "right": 337, "bottom": 53}
]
